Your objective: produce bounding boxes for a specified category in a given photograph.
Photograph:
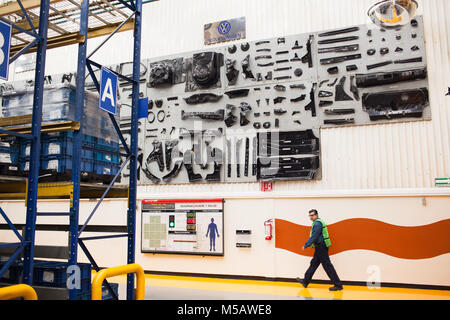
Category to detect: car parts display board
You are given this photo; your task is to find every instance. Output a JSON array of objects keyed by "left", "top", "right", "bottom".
[{"left": 141, "top": 199, "right": 224, "bottom": 256}]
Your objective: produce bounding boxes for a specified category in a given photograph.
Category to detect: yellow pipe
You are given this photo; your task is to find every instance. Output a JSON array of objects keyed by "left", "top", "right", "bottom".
[
  {"left": 91, "top": 264, "right": 145, "bottom": 300},
  {"left": 0, "top": 284, "right": 38, "bottom": 300}
]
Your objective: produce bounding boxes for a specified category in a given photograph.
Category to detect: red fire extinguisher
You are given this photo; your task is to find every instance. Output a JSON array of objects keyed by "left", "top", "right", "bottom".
[{"left": 264, "top": 219, "right": 273, "bottom": 240}]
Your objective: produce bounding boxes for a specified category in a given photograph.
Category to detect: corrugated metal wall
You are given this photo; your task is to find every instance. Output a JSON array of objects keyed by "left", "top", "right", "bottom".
[{"left": 9, "top": 0, "right": 450, "bottom": 193}]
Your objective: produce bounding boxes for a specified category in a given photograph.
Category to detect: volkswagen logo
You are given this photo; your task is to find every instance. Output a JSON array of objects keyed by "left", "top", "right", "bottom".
[{"left": 218, "top": 21, "right": 231, "bottom": 35}]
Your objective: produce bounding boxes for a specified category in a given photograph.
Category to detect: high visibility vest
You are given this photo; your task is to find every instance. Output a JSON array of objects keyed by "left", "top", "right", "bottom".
[{"left": 310, "top": 218, "right": 331, "bottom": 248}]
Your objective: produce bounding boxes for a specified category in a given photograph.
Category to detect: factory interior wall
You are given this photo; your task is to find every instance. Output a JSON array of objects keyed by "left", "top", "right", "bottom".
[{"left": 1, "top": 0, "right": 449, "bottom": 287}]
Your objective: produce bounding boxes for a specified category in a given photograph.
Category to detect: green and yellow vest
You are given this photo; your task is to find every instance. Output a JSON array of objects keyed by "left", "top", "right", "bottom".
[{"left": 310, "top": 218, "right": 331, "bottom": 248}]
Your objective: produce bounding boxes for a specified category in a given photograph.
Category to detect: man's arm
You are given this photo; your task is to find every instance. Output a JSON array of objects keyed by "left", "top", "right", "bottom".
[
  {"left": 303, "top": 221, "right": 322, "bottom": 248},
  {"left": 215, "top": 225, "right": 219, "bottom": 237}
]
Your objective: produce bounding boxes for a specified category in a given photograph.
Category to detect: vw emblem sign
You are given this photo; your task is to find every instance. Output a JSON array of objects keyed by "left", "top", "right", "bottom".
[
  {"left": 204, "top": 17, "right": 246, "bottom": 45},
  {"left": 218, "top": 21, "right": 232, "bottom": 35}
]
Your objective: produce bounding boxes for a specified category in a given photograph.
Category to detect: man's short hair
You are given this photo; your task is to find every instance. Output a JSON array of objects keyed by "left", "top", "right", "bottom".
[{"left": 309, "top": 209, "right": 318, "bottom": 216}]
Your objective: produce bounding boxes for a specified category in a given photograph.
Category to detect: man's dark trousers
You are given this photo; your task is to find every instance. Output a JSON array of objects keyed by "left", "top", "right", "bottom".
[{"left": 304, "top": 242, "right": 342, "bottom": 287}]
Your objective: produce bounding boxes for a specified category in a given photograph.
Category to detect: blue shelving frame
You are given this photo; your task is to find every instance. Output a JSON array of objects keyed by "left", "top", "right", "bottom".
[{"left": 0, "top": 0, "right": 143, "bottom": 300}]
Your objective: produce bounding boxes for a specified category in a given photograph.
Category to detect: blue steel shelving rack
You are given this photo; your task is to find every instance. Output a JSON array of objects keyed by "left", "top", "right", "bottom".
[{"left": 0, "top": 0, "right": 145, "bottom": 300}]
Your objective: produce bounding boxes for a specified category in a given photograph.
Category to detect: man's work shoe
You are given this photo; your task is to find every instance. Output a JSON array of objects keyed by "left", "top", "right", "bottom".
[
  {"left": 329, "top": 285, "right": 343, "bottom": 291},
  {"left": 296, "top": 277, "right": 307, "bottom": 288}
]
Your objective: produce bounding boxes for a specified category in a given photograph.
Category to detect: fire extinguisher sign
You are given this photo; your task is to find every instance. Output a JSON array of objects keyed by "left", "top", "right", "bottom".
[{"left": 260, "top": 181, "right": 273, "bottom": 192}]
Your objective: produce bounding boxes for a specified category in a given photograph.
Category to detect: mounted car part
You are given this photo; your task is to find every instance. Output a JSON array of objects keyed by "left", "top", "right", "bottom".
[{"left": 184, "top": 93, "right": 223, "bottom": 105}]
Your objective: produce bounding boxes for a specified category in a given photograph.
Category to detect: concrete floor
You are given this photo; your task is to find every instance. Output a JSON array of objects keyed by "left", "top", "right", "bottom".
[{"left": 104, "top": 274, "right": 450, "bottom": 300}]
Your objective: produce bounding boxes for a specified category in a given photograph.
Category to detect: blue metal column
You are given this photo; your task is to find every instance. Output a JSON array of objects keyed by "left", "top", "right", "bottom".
[
  {"left": 68, "top": 0, "right": 90, "bottom": 300},
  {"left": 127, "top": 0, "right": 143, "bottom": 300},
  {"left": 22, "top": 0, "right": 51, "bottom": 285}
]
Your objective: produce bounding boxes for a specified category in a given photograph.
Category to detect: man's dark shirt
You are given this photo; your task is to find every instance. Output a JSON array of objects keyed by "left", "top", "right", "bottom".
[{"left": 304, "top": 220, "right": 324, "bottom": 248}]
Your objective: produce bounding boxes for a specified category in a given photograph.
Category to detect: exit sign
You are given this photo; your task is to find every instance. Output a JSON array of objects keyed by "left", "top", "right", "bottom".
[
  {"left": 435, "top": 178, "right": 450, "bottom": 187},
  {"left": 260, "top": 181, "right": 273, "bottom": 192}
]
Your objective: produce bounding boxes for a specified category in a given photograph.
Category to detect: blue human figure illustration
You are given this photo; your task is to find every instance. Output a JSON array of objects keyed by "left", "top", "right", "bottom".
[{"left": 205, "top": 218, "right": 220, "bottom": 251}]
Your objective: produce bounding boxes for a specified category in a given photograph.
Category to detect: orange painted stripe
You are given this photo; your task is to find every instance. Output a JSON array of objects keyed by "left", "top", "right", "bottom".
[{"left": 275, "top": 218, "right": 450, "bottom": 259}]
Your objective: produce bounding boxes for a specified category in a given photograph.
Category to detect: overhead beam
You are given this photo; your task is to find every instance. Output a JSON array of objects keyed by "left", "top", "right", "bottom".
[
  {"left": 9, "top": 19, "right": 135, "bottom": 55},
  {"left": 0, "top": 0, "right": 64, "bottom": 16}
]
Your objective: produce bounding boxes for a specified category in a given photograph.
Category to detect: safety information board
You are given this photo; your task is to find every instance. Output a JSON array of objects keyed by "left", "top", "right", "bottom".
[{"left": 141, "top": 199, "right": 224, "bottom": 255}]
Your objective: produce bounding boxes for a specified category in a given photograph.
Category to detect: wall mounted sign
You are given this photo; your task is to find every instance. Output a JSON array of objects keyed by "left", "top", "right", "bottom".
[{"left": 204, "top": 17, "right": 246, "bottom": 45}]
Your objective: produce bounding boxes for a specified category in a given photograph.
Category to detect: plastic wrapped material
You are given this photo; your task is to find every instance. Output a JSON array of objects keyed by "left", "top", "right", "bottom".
[{"left": 1, "top": 83, "right": 119, "bottom": 142}]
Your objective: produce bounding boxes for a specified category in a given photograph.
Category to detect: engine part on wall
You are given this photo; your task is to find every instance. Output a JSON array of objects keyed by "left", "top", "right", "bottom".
[
  {"left": 241, "top": 42, "right": 250, "bottom": 52},
  {"left": 318, "top": 26, "right": 360, "bottom": 37},
  {"left": 225, "top": 59, "right": 239, "bottom": 85},
  {"left": 228, "top": 44, "right": 237, "bottom": 54},
  {"left": 318, "top": 44, "right": 359, "bottom": 54},
  {"left": 324, "top": 118, "right": 355, "bottom": 125},
  {"left": 146, "top": 141, "right": 164, "bottom": 172},
  {"left": 255, "top": 55, "right": 272, "bottom": 60},
  {"left": 236, "top": 138, "right": 243, "bottom": 178},
  {"left": 320, "top": 54, "right": 362, "bottom": 65},
  {"left": 291, "top": 95, "right": 306, "bottom": 102},
  {"left": 164, "top": 140, "right": 180, "bottom": 171},
  {"left": 183, "top": 150, "right": 202, "bottom": 182},
  {"left": 335, "top": 76, "right": 353, "bottom": 101},
  {"left": 304, "top": 83, "right": 317, "bottom": 117},
  {"left": 257, "top": 62, "right": 275, "bottom": 67},
  {"left": 148, "top": 58, "right": 184, "bottom": 87},
  {"left": 162, "top": 160, "right": 183, "bottom": 183},
  {"left": 184, "top": 93, "right": 222, "bottom": 104},
  {"left": 318, "top": 36, "right": 359, "bottom": 45},
  {"left": 226, "top": 139, "right": 232, "bottom": 178},
  {"left": 367, "top": 60, "right": 393, "bottom": 70},
  {"left": 362, "top": 88, "right": 429, "bottom": 120},
  {"left": 242, "top": 54, "right": 255, "bottom": 79},
  {"left": 346, "top": 64, "right": 358, "bottom": 72},
  {"left": 292, "top": 40, "right": 303, "bottom": 50},
  {"left": 394, "top": 57, "right": 423, "bottom": 64},
  {"left": 301, "top": 35, "right": 314, "bottom": 68},
  {"left": 257, "top": 156, "right": 320, "bottom": 181},
  {"left": 319, "top": 100, "right": 333, "bottom": 107},
  {"left": 324, "top": 108, "right": 356, "bottom": 115},
  {"left": 349, "top": 76, "right": 360, "bottom": 101},
  {"left": 181, "top": 110, "right": 225, "bottom": 121},
  {"left": 319, "top": 90, "right": 333, "bottom": 98},
  {"left": 294, "top": 68, "right": 303, "bottom": 77},
  {"left": 239, "top": 102, "right": 252, "bottom": 126},
  {"left": 225, "top": 104, "right": 238, "bottom": 127},
  {"left": 244, "top": 137, "right": 250, "bottom": 177},
  {"left": 224, "top": 88, "right": 249, "bottom": 98},
  {"left": 327, "top": 66, "right": 339, "bottom": 75},
  {"left": 191, "top": 52, "right": 223, "bottom": 88}
]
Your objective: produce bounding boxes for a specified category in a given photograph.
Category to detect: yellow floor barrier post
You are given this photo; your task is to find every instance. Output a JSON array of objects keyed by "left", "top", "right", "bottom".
[
  {"left": 91, "top": 263, "right": 145, "bottom": 300},
  {"left": 0, "top": 284, "right": 38, "bottom": 300}
]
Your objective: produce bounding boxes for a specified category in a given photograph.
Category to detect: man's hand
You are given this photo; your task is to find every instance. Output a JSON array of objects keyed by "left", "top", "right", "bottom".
[{"left": 302, "top": 246, "right": 305, "bottom": 251}]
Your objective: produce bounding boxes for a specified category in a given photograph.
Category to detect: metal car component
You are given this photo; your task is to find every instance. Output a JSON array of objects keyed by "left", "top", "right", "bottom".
[
  {"left": 367, "top": 49, "right": 376, "bottom": 56},
  {"left": 292, "top": 40, "right": 303, "bottom": 50},
  {"left": 318, "top": 26, "right": 360, "bottom": 37},
  {"left": 274, "top": 67, "right": 292, "bottom": 71},
  {"left": 256, "top": 48, "right": 271, "bottom": 52},
  {"left": 320, "top": 54, "right": 362, "bottom": 65},
  {"left": 291, "top": 53, "right": 301, "bottom": 62},
  {"left": 305, "top": 83, "right": 317, "bottom": 117},
  {"left": 205, "top": 160, "right": 222, "bottom": 182},
  {"left": 183, "top": 150, "right": 202, "bottom": 182},
  {"left": 319, "top": 90, "right": 333, "bottom": 98},
  {"left": 277, "top": 37, "right": 285, "bottom": 44},
  {"left": 236, "top": 138, "right": 243, "bottom": 178},
  {"left": 148, "top": 112, "right": 155, "bottom": 124},
  {"left": 335, "top": 76, "right": 353, "bottom": 101},
  {"left": 146, "top": 140, "right": 164, "bottom": 172},
  {"left": 242, "top": 54, "right": 255, "bottom": 79},
  {"left": 224, "top": 89, "right": 250, "bottom": 98},
  {"left": 294, "top": 68, "right": 303, "bottom": 77},
  {"left": 274, "top": 97, "right": 286, "bottom": 104},
  {"left": 356, "top": 68, "right": 427, "bottom": 88},
  {"left": 226, "top": 139, "right": 232, "bottom": 178},
  {"left": 241, "top": 42, "right": 250, "bottom": 51},
  {"left": 155, "top": 99, "right": 163, "bottom": 108},
  {"left": 290, "top": 84, "right": 306, "bottom": 89},
  {"left": 294, "top": 120, "right": 302, "bottom": 125},
  {"left": 257, "top": 62, "right": 275, "bottom": 67},
  {"left": 327, "top": 66, "right": 339, "bottom": 75},
  {"left": 380, "top": 47, "right": 389, "bottom": 55},
  {"left": 324, "top": 108, "right": 355, "bottom": 115},
  {"left": 394, "top": 57, "right": 422, "bottom": 64},
  {"left": 367, "top": 60, "right": 393, "bottom": 70},
  {"left": 301, "top": 35, "right": 314, "bottom": 68},
  {"left": 395, "top": 47, "right": 404, "bottom": 52},
  {"left": 291, "top": 95, "right": 306, "bottom": 102},
  {"left": 253, "top": 122, "right": 261, "bottom": 129},
  {"left": 263, "top": 122, "right": 271, "bottom": 129},
  {"left": 349, "top": 75, "right": 360, "bottom": 101},
  {"left": 273, "top": 76, "right": 292, "bottom": 80},
  {"left": 225, "top": 104, "right": 238, "bottom": 128},
  {"left": 142, "top": 165, "right": 161, "bottom": 183},
  {"left": 184, "top": 93, "right": 222, "bottom": 105},
  {"left": 228, "top": 44, "right": 237, "bottom": 54},
  {"left": 192, "top": 52, "right": 222, "bottom": 88},
  {"left": 181, "top": 110, "right": 225, "bottom": 121},
  {"left": 240, "top": 102, "right": 252, "bottom": 126},
  {"left": 252, "top": 137, "right": 257, "bottom": 176},
  {"left": 324, "top": 118, "right": 355, "bottom": 125},
  {"left": 157, "top": 110, "right": 165, "bottom": 122},
  {"left": 346, "top": 64, "right": 358, "bottom": 72},
  {"left": 225, "top": 59, "right": 239, "bottom": 85},
  {"left": 318, "top": 44, "right": 359, "bottom": 54},
  {"left": 317, "top": 36, "right": 359, "bottom": 45},
  {"left": 319, "top": 100, "right": 333, "bottom": 107},
  {"left": 328, "top": 78, "right": 339, "bottom": 87},
  {"left": 255, "top": 55, "right": 272, "bottom": 60},
  {"left": 274, "top": 108, "right": 287, "bottom": 115},
  {"left": 162, "top": 160, "right": 183, "bottom": 183},
  {"left": 148, "top": 61, "right": 174, "bottom": 87},
  {"left": 362, "top": 88, "right": 429, "bottom": 120},
  {"left": 256, "top": 40, "right": 271, "bottom": 45},
  {"left": 274, "top": 85, "right": 286, "bottom": 91},
  {"left": 276, "top": 59, "right": 289, "bottom": 64},
  {"left": 244, "top": 138, "right": 250, "bottom": 177},
  {"left": 319, "top": 80, "right": 329, "bottom": 87},
  {"left": 276, "top": 51, "right": 289, "bottom": 55}
]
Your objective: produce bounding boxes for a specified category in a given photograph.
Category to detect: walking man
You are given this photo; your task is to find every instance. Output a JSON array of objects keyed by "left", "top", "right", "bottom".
[{"left": 297, "top": 209, "right": 343, "bottom": 291}]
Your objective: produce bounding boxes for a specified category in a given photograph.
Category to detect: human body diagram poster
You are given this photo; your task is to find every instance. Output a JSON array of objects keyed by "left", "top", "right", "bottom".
[{"left": 141, "top": 199, "right": 224, "bottom": 256}]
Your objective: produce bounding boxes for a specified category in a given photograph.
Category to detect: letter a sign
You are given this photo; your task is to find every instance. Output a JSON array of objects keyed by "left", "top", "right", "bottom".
[{"left": 99, "top": 66, "right": 118, "bottom": 115}]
